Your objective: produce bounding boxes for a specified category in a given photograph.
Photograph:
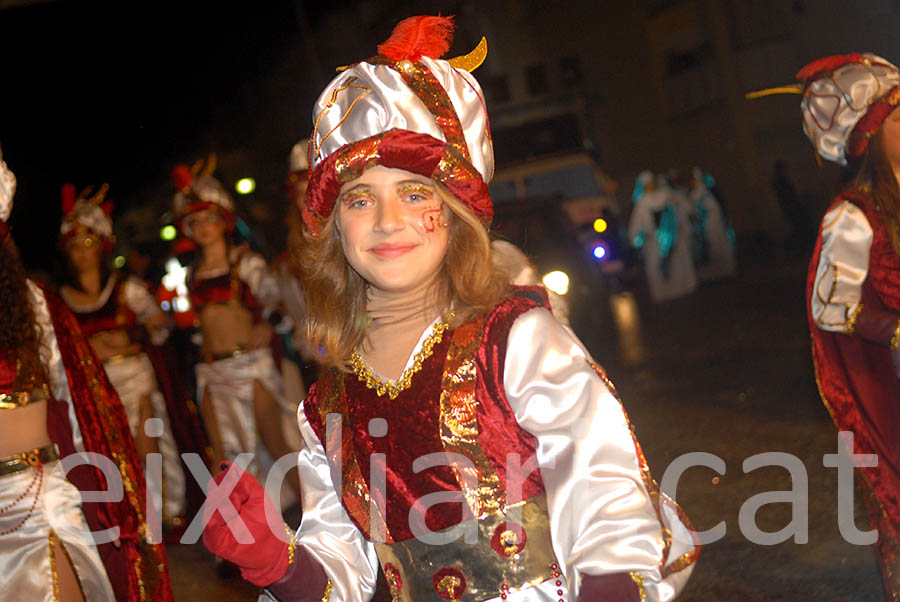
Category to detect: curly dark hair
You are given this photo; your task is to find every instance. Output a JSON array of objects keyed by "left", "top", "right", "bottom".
[{"left": 0, "top": 239, "right": 45, "bottom": 385}]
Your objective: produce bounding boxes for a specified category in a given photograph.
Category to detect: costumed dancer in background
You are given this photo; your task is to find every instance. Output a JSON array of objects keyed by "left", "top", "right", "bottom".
[
  {"left": 280, "top": 138, "right": 320, "bottom": 391},
  {"left": 0, "top": 149, "right": 172, "bottom": 600},
  {"left": 203, "top": 16, "right": 698, "bottom": 601},
  {"left": 780, "top": 52, "right": 900, "bottom": 599},
  {"left": 58, "top": 183, "right": 187, "bottom": 526},
  {"left": 688, "top": 168, "right": 736, "bottom": 281},
  {"left": 628, "top": 171, "right": 697, "bottom": 302},
  {"left": 171, "top": 157, "right": 300, "bottom": 494}
]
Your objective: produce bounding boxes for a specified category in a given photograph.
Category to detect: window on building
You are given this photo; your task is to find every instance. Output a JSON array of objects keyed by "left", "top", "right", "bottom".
[{"left": 665, "top": 42, "right": 713, "bottom": 76}]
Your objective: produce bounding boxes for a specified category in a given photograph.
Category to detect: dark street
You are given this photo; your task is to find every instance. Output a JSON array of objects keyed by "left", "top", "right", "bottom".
[
  {"left": 598, "top": 254, "right": 884, "bottom": 602},
  {"left": 167, "top": 250, "right": 885, "bottom": 601}
]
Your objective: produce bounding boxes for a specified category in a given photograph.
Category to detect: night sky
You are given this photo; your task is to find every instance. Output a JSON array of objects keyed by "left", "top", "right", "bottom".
[{"left": 0, "top": 0, "right": 337, "bottom": 272}]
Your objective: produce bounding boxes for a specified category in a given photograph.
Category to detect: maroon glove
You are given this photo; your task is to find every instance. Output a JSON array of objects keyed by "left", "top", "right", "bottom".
[
  {"left": 201, "top": 461, "right": 290, "bottom": 587},
  {"left": 577, "top": 573, "right": 643, "bottom": 602}
]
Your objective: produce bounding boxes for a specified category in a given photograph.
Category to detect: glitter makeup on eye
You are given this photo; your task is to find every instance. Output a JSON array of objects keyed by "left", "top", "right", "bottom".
[
  {"left": 397, "top": 182, "right": 435, "bottom": 200},
  {"left": 339, "top": 188, "right": 374, "bottom": 207}
]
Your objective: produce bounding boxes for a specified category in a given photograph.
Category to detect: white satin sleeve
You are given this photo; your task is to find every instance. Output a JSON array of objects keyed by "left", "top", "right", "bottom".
[
  {"left": 122, "top": 276, "right": 171, "bottom": 345},
  {"left": 27, "top": 280, "right": 86, "bottom": 453},
  {"left": 261, "top": 404, "right": 379, "bottom": 602},
  {"left": 811, "top": 200, "right": 873, "bottom": 332},
  {"left": 503, "top": 308, "right": 694, "bottom": 601},
  {"left": 237, "top": 251, "right": 282, "bottom": 315}
]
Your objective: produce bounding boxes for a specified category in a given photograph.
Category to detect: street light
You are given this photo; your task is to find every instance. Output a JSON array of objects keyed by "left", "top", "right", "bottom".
[{"left": 542, "top": 270, "right": 570, "bottom": 296}]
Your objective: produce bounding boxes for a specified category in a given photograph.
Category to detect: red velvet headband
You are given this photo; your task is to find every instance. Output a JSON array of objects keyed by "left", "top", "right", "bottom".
[
  {"left": 58, "top": 222, "right": 114, "bottom": 255},
  {"left": 847, "top": 85, "right": 900, "bottom": 158},
  {"left": 302, "top": 128, "right": 492, "bottom": 236}
]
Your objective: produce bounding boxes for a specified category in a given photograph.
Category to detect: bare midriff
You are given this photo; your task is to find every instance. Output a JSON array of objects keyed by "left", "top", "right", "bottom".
[
  {"left": 199, "top": 302, "right": 255, "bottom": 356},
  {"left": 88, "top": 328, "right": 141, "bottom": 362},
  {"left": 0, "top": 400, "right": 51, "bottom": 457}
]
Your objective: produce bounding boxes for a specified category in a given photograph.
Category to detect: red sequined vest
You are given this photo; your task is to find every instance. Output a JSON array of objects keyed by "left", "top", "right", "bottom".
[
  {"left": 65, "top": 275, "right": 141, "bottom": 341},
  {"left": 303, "top": 288, "right": 550, "bottom": 543}
]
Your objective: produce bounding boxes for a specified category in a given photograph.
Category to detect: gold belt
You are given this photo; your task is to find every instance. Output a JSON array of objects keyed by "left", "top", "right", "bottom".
[
  {"left": 103, "top": 350, "right": 143, "bottom": 364},
  {"left": 0, "top": 444, "right": 59, "bottom": 478},
  {"left": 374, "top": 493, "right": 564, "bottom": 602},
  {"left": 0, "top": 384, "right": 50, "bottom": 410},
  {"left": 204, "top": 346, "right": 250, "bottom": 363}
]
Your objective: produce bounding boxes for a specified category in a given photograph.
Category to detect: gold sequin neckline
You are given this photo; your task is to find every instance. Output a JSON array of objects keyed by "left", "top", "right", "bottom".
[{"left": 348, "top": 315, "right": 452, "bottom": 400}]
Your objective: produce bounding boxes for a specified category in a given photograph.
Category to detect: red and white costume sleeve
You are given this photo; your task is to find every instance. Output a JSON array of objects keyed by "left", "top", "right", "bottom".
[{"left": 810, "top": 201, "right": 873, "bottom": 333}]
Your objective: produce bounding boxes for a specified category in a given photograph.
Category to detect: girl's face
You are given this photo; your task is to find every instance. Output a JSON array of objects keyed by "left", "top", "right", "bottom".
[
  {"left": 65, "top": 233, "right": 103, "bottom": 274},
  {"left": 335, "top": 165, "right": 450, "bottom": 294},
  {"left": 881, "top": 105, "right": 900, "bottom": 173},
  {"left": 185, "top": 209, "right": 227, "bottom": 247}
]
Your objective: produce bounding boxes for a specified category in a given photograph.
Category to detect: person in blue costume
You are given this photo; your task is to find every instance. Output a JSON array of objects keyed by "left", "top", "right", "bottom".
[{"left": 628, "top": 171, "right": 697, "bottom": 302}]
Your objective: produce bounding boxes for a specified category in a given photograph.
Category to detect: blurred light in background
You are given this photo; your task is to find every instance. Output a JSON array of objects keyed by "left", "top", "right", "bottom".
[
  {"left": 173, "top": 296, "right": 192, "bottom": 313},
  {"left": 542, "top": 270, "right": 569, "bottom": 296},
  {"left": 162, "top": 257, "right": 191, "bottom": 312},
  {"left": 113, "top": 255, "right": 126, "bottom": 268},
  {"left": 235, "top": 178, "right": 256, "bottom": 195},
  {"left": 592, "top": 244, "right": 607, "bottom": 260},
  {"left": 609, "top": 291, "right": 646, "bottom": 366},
  {"left": 160, "top": 225, "right": 177, "bottom": 241},
  {"left": 593, "top": 218, "right": 608, "bottom": 233}
]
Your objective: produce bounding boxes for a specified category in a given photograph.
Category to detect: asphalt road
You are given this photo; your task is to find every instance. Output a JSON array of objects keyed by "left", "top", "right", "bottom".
[{"left": 167, "top": 252, "right": 886, "bottom": 601}]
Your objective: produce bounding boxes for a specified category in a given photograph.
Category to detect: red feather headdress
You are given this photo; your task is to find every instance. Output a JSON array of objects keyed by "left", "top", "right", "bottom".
[
  {"left": 61, "top": 183, "right": 77, "bottom": 215},
  {"left": 377, "top": 15, "right": 454, "bottom": 61},
  {"left": 172, "top": 164, "right": 193, "bottom": 192}
]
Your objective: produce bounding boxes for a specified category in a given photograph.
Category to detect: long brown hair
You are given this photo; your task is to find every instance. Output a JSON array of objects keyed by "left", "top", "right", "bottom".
[
  {"left": 0, "top": 239, "right": 46, "bottom": 385},
  {"left": 290, "top": 183, "right": 512, "bottom": 370},
  {"left": 851, "top": 129, "right": 900, "bottom": 256}
]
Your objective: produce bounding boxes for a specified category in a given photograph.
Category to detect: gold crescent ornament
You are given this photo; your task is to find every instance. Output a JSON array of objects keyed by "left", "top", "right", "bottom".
[{"left": 448, "top": 36, "right": 487, "bottom": 72}]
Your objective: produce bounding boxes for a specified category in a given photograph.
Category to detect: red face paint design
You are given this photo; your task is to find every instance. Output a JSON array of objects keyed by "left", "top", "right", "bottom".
[{"left": 421, "top": 201, "right": 448, "bottom": 233}]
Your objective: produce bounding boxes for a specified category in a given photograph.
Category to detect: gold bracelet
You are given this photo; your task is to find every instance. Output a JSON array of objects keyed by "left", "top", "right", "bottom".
[
  {"left": 629, "top": 572, "right": 647, "bottom": 600},
  {"left": 891, "top": 319, "right": 900, "bottom": 351},
  {"left": 318, "top": 579, "right": 333, "bottom": 602},
  {"left": 845, "top": 303, "right": 863, "bottom": 335},
  {"left": 284, "top": 524, "right": 296, "bottom": 565}
]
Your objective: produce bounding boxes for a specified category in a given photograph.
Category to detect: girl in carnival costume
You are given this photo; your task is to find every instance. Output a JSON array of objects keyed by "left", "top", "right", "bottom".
[
  {"left": 0, "top": 148, "right": 172, "bottom": 600},
  {"left": 203, "top": 16, "right": 699, "bottom": 602},
  {"left": 171, "top": 157, "right": 300, "bottom": 493},
  {"left": 59, "top": 183, "right": 188, "bottom": 526},
  {"left": 777, "top": 52, "right": 900, "bottom": 599}
]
